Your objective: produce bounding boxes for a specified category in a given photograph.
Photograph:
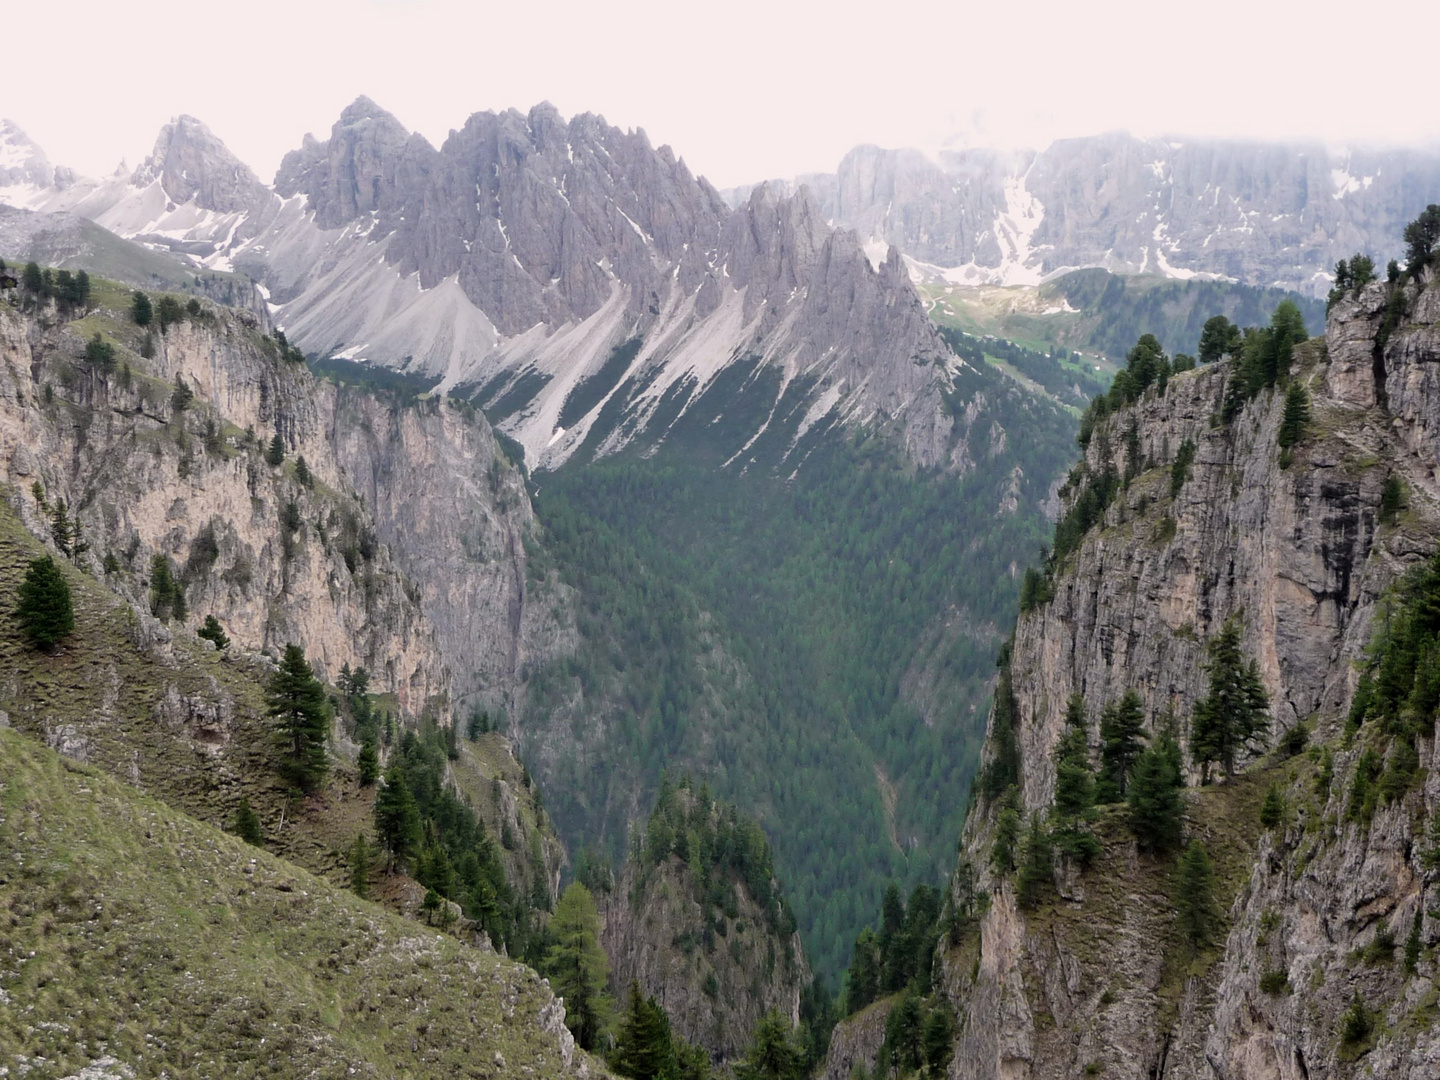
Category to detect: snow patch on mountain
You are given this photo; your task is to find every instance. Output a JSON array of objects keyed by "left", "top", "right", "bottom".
[{"left": 1330, "top": 166, "right": 1374, "bottom": 199}]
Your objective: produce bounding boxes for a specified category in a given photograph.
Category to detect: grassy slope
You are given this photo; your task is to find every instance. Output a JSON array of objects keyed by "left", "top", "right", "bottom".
[
  {"left": 0, "top": 727, "right": 586, "bottom": 1079},
  {"left": 451, "top": 732, "right": 564, "bottom": 906},
  {"left": 1021, "top": 771, "right": 1268, "bottom": 1020},
  {"left": 0, "top": 488, "right": 373, "bottom": 883}
]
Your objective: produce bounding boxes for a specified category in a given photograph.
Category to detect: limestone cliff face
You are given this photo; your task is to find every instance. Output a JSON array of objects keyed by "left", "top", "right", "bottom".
[
  {"left": 0, "top": 298, "right": 448, "bottom": 712},
  {"left": 325, "top": 386, "right": 574, "bottom": 717},
  {"left": 0, "top": 287, "right": 573, "bottom": 922},
  {"left": 0, "top": 283, "right": 578, "bottom": 726},
  {"left": 941, "top": 269, "right": 1440, "bottom": 1078}
]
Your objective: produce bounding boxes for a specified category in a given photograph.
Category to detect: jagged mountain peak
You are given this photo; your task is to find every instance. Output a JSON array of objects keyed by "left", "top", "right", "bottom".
[
  {"left": 338, "top": 93, "right": 398, "bottom": 126},
  {"left": 275, "top": 96, "right": 418, "bottom": 228},
  {"left": 130, "top": 114, "right": 268, "bottom": 214},
  {"left": 0, "top": 118, "right": 73, "bottom": 191}
]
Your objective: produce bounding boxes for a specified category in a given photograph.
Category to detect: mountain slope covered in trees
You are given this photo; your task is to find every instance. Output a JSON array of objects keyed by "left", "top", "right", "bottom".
[{"left": 520, "top": 349, "right": 1077, "bottom": 980}]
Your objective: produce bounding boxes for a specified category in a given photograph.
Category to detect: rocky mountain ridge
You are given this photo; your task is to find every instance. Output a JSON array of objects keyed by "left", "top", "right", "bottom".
[
  {"left": 1, "top": 105, "right": 973, "bottom": 473},
  {"left": 734, "top": 135, "right": 1440, "bottom": 299},
  {"left": 0, "top": 268, "right": 577, "bottom": 721},
  {"left": 919, "top": 267, "right": 1440, "bottom": 1078},
  {"left": 0, "top": 274, "right": 569, "bottom": 895}
]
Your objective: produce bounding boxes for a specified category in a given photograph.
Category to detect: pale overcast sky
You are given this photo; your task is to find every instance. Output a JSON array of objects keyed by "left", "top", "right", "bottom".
[{"left": 7, "top": 0, "right": 1439, "bottom": 188}]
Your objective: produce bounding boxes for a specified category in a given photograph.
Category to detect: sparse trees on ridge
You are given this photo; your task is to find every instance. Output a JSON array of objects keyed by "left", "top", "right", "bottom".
[{"left": 1404, "top": 204, "right": 1440, "bottom": 277}]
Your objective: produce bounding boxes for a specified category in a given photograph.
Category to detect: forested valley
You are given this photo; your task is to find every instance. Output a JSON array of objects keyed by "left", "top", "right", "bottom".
[{"left": 520, "top": 363, "right": 1074, "bottom": 981}]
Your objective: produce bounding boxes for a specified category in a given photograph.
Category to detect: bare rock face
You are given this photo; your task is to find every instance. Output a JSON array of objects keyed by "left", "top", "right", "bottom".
[
  {"left": 0, "top": 298, "right": 448, "bottom": 710},
  {"left": 4, "top": 103, "right": 1016, "bottom": 477},
  {"left": 275, "top": 99, "right": 726, "bottom": 339},
  {"left": 325, "top": 387, "right": 574, "bottom": 716},
  {"left": 130, "top": 115, "right": 272, "bottom": 216},
  {"left": 599, "top": 855, "right": 809, "bottom": 1064},
  {"left": 827, "top": 143, "right": 1028, "bottom": 271},
  {"left": 940, "top": 273, "right": 1440, "bottom": 1077},
  {"left": 275, "top": 96, "right": 418, "bottom": 230},
  {"left": 821, "top": 997, "right": 893, "bottom": 1080}
]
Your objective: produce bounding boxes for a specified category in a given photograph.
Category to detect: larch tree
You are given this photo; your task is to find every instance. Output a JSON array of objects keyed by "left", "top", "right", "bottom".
[
  {"left": 1127, "top": 725, "right": 1185, "bottom": 855},
  {"left": 15, "top": 555, "right": 74, "bottom": 650},
  {"left": 374, "top": 763, "right": 422, "bottom": 866},
  {"left": 1097, "top": 690, "right": 1146, "bottom": 803},
  {"left": 613, "top": 981, "right": 677, "bottom": 1080},
  {"left": 268, "top": 643, "right": 330, "bottom": 792},
  {"left": 735, "top": 1010, "right": 804, "bottom": 1080},
  {"left": 546, "top": 882, "right": 612, "bottom": 1050},
  {"left": 1190, "top": 616, "right": 1270, "bottom": 782},
  {"left": 1051, "top": 692, "right": 1101, "bottom": 865}
]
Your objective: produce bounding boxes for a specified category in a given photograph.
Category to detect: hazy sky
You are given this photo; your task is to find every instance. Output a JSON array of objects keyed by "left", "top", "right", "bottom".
[{"left": 8, "top": 0, "right": 1439, "bottom": 188}]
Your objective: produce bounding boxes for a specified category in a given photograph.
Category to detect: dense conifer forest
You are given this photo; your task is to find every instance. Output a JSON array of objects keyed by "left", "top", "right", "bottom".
[{"left": 527, "top": 404, "right": 1072, "bottom": 978}]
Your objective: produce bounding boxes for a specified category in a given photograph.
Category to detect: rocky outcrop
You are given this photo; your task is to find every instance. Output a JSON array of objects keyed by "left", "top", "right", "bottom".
[
  {"left": 0, "top": 282, "right": 570, "bottom": 916},
  {"left": 821, "top": 997, "right": 894, "bottom": 1080},
  {"left": 130, "top": 115, "right": 273, "bottom": 216},
  {"left": 326, "top": 386, "right": 574, "bottom": 715},
  {"left": 0, "top": 280, "right": 564, "bottom": 722},
  {"left": 449, "top": 730, "right": 569, "bottom": 910},
  {"left": 0, "top": 118, "right": 69, "bottom": 190},
  {"left": 0, "top": 297, "right": 450, "bottom": 711},
  {"left": 941, "top": 269, "right": 1440, "bottom": 1078},
  {"left": 274, "top": 96, "right": 418, "bottom": 231},
  {"left": 597, "top": 785, "right": 810, "bottom": 1063}
]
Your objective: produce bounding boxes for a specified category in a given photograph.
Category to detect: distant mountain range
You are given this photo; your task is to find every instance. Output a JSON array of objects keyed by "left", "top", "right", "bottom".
[
  {"left": 724, "top": 135, "right": 1440, "bottom": 298},
  {"left": 7, "top": 112, "right": 1422, "bottom": 477}
]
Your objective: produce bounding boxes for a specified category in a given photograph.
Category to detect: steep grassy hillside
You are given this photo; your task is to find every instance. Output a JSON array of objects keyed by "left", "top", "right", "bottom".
[
  {"left": 0, "top": 482, "right": 561, "bottom": 948},
  {"left": 0, "top": 487, "right": 343, "bottom": 871},
  {"left": 0, "top": 727, "right": 592, "bottom": 1079},
  {"left": 0, "top": 264, "right": 564, "bottom": 945}
]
